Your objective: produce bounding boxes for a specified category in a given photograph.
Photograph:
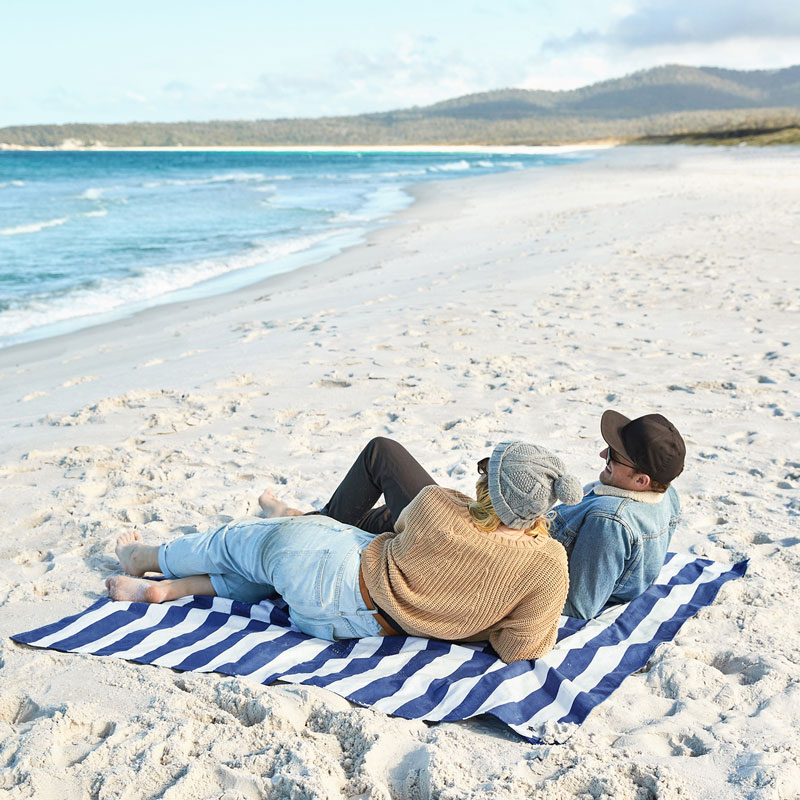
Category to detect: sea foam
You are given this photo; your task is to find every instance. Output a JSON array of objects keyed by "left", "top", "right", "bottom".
[
  {"left": 0, "top": 228, "right": 357, "bottom": 343},
  {"left": 0, "top": 210, "right": 108, "bottom": 237},
  {"left": 0, "top": 217, "right": 69, "bottom": 236},
  {"left": 142, "top": 172, "right": 274, "bottom": 188},
  {"left": 430, "top": 160, "right": 471, "bottom": 171}
]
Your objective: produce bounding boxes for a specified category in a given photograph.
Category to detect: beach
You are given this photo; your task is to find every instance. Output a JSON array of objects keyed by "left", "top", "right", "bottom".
[
  {"left": 0, "top": 148, "right": 592, "bottom": 349},
  {"left": 1, "top": 145, "right": 799, "bottom": 798}
]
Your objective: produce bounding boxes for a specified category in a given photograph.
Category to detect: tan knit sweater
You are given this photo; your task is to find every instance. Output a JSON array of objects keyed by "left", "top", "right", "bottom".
[{"left": 361, "top": 485, "right": 568, "bottom": 663}]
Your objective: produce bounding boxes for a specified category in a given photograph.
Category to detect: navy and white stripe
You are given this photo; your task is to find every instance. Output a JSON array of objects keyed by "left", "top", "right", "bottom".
[{"left": 12, "top": 553, "right": 746, "bottom": 742}]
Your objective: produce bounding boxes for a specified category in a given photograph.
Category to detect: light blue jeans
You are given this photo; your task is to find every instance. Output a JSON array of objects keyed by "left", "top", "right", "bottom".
[{"left": 158, "top": 515, "right": 382, "bottom": 641}]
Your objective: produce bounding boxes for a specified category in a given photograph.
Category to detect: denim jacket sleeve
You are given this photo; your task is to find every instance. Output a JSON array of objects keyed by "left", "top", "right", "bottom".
[{"left": 561, "top": 511, "right": 633, "bottom": 619}]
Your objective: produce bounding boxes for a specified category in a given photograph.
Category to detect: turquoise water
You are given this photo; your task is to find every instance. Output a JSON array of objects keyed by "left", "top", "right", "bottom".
[{"left": 0, "top": 150, "right": 591, "bottom": 347}]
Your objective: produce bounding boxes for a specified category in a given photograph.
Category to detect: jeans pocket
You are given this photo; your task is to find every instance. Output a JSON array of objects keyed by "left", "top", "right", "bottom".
[
  {"left": 290, "top": 613, "right": 337, "bottom": 641},
  {"left": 270, "top": 549, "right": 333, "bottom": 610}
]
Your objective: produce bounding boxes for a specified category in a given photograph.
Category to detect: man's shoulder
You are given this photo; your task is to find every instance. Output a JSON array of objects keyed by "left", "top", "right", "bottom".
[
  {"left": 553, "top": 483, "right": 680, "bottom": 535},
  {"left": 576, "top": 485, "right": 629, "bottom": 513},
  {"left": 553, "top": 492, "right": 629, "bottom": 536},
  {"left": 581, "top": 484, "right": 680, "bottom": 534}
]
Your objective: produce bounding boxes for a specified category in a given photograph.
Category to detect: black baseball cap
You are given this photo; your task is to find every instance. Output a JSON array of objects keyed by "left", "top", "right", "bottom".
[{"left": 601, "top": 410, "right": 686, "bottom": 484}]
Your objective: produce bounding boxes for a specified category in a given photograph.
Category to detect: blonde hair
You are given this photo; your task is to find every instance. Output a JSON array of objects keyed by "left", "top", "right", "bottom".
[{"left": 468, "top": 475, "right": 550, "bottom": 537}]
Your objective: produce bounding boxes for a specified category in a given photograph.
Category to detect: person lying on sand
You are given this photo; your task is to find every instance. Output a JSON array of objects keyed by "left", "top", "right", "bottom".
[
  {"left": 107, "top": 443, "right": 583, "bottom": 663},
  {"left": 262, "top": 410, "right": 685, "bottom": 620}
]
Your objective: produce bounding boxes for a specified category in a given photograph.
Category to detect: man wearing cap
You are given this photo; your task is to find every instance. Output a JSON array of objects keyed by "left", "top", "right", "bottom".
[
  {"left": 549, "top": 410, "right": 685, "bottom": 618},
  {"left": 258, "top": 409, "right": 685, "bottom": 621}
]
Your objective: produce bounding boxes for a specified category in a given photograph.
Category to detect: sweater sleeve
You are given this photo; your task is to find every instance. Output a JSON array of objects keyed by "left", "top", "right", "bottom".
[
  {"left": 393, "top": 500, "right": 410, "bottom": 534},
  {"left": 488, "top": 566, "right": 568, "bottom": 663},
  {"left": 393, "top": 484, "right": 440, "bottom": 534}
]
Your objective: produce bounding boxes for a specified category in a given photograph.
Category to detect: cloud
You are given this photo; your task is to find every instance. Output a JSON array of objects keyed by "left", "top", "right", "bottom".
[
  {"left": 325, "top": 36, "right": 526, "bottom": 108},
  {"left": 520, "top": 32, "right": 800, "bottom": 96},
  {"left": 163, "top": 80, "right": 194, "bottom": 95},
  {"left": 251, "top": 73, "right": 340, "bottom": 100},
  {"left": 544, "top": 0, "right": 800, "bottom": 51},
  {"left": 192, "top": 35, "right": 526, "bottom": 118}
]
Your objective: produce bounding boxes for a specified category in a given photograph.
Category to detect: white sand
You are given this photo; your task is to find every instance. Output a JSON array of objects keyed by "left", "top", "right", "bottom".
[{"left": 1, "top": 145, "right": 799, "bottom": 799}]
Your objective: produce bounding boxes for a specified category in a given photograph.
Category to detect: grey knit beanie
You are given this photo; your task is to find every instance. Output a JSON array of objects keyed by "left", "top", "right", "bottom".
[{"left": 487, "top": 441, "right": 583, "bottom": 529}]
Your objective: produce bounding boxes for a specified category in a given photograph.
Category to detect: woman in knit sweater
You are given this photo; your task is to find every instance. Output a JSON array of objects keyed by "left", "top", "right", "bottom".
[{"left": 106, "top": 442, "right": 583, "bottom": 663}]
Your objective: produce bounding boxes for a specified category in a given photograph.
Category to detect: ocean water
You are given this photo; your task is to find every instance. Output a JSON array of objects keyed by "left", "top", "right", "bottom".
[{"left": 0, "top": 150, "right": 591, "bottom": 347}]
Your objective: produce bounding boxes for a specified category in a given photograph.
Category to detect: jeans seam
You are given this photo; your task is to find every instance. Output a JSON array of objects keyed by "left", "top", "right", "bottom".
[
  {"left": 641, "top": 525, "right": 671, "bottom": 540},
  {"left": 315, "top": 550, "right": 331, "bottom": 606},
  {"left": 335, "top": 543, "right": 359, "bottom": 616},
  {"left": 617, "top": 545, "right": 642, "bottom": 585},
  {"left": 158, "top": 543, "right": 176, "bottom": 578}
]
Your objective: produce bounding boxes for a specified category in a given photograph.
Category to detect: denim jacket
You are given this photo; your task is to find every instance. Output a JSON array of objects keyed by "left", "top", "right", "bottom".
[{"left": 550, "top": 482, "right": 681, "bottom": 619}]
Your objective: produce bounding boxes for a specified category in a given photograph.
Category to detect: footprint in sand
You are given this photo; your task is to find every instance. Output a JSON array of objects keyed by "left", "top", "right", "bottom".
[
  {"left": 120, "top": 506, "right": 159, "bottom": 525},
  {"left": 710, "top": 652, "right": 774, "bottom": 686},
  {"left": 668, "top": 732, "right": 714, "bottom": 757},
  {"left": 60, "top": 375, "right": 99, "bottom": 388},
  {"left": 77, "top": 479, "right": 109, "bottom": 498},
  {"left": 22, "top": 390, "right": 49, "bottom": 402},
  {"left": 12, "top": 550, "right": 55, "bottom": 579},
  {"left": 23, "top": 510, "right": 53, "bottom": 528},
  {"left": 47, "top": 710, "right": 115, "bottom": 769},
  {"left": 215, "top": 374, "right": 255, "bottom": 390},
  {"left": 313, "top": 378, "right": 353, "bottom": 389},
  {"left": 0, "top": 693, "right": 44, "bottom": 725}
]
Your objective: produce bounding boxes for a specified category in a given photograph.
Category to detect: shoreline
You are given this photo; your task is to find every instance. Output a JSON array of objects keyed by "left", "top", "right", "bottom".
[
  {"left": 1, "top": 143, "right": 794, "bottom": 423},
  {"left": 0, "top": 158, "right": 508, "bottom": 368},
  {"left": 0, "top": 147, "right": 607, "bottom": 352},
  {"left": 1, "top": 146, "right": 617, "bottom": 364},
  {"left": 0, "top": 143, "right": 616, "bottom": 153},
  {"left": 1, "top": 145, "right": 798, "bottom": 798}
]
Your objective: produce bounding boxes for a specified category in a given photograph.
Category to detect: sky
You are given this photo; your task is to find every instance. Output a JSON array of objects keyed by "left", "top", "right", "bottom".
[{"left": 1, "top": 0, "right": 799, "bottom": 127}]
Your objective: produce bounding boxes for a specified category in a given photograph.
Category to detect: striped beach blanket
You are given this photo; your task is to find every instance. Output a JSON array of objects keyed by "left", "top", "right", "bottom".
[{"left": 12, "top": 552, "right": 746, "bottom": 742}]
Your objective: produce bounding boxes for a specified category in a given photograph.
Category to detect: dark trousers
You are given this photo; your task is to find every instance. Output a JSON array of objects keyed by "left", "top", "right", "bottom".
[{"left": 318, "top": 437, "right": 437, "bottom": 534}]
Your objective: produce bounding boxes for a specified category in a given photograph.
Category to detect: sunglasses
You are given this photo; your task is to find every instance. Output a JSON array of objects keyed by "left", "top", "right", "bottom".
[
  {"left": 606, "top": 446, "right": 637, "bottom": 470},
  {"left": 477, "top": 457, "right": 489, "bottom": 475}
]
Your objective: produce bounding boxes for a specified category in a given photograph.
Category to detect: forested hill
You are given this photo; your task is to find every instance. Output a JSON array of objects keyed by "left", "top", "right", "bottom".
[
  {"left": 2, "top": 64, "right": 800, "bottom": 148},
  {"left": 402, "top": 64, "right": 800, "bottom": 120}
]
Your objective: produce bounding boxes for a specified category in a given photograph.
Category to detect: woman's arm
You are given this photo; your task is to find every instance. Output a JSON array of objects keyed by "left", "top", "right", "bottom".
[{"left": 489, "top": 569, "right": 569, "bottom": 663}]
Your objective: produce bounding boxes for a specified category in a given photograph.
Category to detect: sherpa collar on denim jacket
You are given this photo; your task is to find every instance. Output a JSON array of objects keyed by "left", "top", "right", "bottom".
[{"left": 584, "top": 480, "right": 667, "bottom": 504}]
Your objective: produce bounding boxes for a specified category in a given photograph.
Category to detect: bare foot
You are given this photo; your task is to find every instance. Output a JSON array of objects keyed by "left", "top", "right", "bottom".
[
  {"left": 106, "top": 575, "right": 166, "bottom": 603},
  {"left": 115, "top": 530, "right": 159, "bottom": 576},
  {"left": 258, "top": 488, "right": 304, "bottom": 517},
  {"left": 106, "top": 574, "right": 214, "bottom": 604}
]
